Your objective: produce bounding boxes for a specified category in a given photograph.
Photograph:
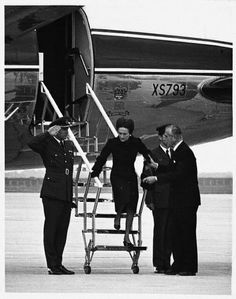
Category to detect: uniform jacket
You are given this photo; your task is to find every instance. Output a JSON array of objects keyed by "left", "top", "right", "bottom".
[
  {"left": 141, "top": 146, "right": 172, "bottom": 208},
  {"left": 28, "top": 132, "right": 74, "bottom": 202},
  {"left": 157, "top": 141, "right": 201, "bottom": 208}
]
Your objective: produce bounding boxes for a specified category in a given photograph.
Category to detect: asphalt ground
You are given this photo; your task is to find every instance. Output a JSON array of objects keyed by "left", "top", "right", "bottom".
[{"left": 4, "top": 192, "right": 233, "bottom": 297}]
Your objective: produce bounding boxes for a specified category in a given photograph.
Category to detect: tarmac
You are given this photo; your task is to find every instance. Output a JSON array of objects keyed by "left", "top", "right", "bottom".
[{"left": 4, "top": 191, "right": 233, "bottom": 297}]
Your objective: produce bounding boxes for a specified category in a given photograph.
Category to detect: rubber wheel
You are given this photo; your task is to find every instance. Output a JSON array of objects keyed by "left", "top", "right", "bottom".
[
  {"left": 84, "top": 265, "right": 91, "bottom": 274},
  {"left": 132, "top": 265, "right": 139, "bottom": 274}
]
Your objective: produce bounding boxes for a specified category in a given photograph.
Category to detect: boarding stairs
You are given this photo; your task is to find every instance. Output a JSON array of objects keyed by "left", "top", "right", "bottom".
[{"left": 33, "top": 81, "right": 148, "bottom": 274}]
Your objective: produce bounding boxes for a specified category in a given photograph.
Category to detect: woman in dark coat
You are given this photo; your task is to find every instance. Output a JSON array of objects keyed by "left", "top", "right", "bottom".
[{"left": 91, "top": 117, "right": 151, "bottom": 248}]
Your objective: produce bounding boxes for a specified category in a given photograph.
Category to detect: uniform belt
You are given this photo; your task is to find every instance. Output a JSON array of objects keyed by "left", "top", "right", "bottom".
[{"left": 46, "top": 169, "right": 70, "bottom": 176}]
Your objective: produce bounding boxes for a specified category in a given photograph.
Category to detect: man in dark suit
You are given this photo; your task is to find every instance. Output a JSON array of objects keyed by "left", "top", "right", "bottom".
[
  {"left": 141, "top": 125, "right": 173, "bottom": 274},
  {"left": 28, "top": 116, "right": 75, "bottom": 275},
  {"left": 143, "top": 124, "right": 200, "bottom": 276}
]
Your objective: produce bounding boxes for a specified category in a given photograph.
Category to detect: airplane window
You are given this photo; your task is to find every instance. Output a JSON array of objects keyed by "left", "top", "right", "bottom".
[
  {"left": 5, "top": 31, "right": 38, "bottom": 65},
  {"left": 5, "top": 102, "right": 35, "bottom": 124},
  {"left": 5, "top": 71, "right": 38, "bottom": 103}
]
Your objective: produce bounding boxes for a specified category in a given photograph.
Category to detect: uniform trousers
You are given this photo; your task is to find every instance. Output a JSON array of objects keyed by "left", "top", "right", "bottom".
[
  {"left": 152, "top": 208, "right": 173, "bottom": 269},
  {"left": 42, "top": 197, "right": 71, "bottom": 269}
]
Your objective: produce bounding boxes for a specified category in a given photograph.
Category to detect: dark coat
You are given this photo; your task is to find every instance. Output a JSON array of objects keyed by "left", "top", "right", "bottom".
[
  {"left": 92, "top": 136, "right": 151, "bottom": 212},
  {"left": 92, "top": 136, "right": 150, "bottom": 179},
  {"left": 156, "top": 141, "right": 201, "bottom": 208},
  {"left": 141, "top": 146, "right": 172, "bottom": 208},
  {"left": 141, "top": 146, "right": 174, "bottom": 269},
  {"left": 28, "top": 132, "right": 74, "bottom": 202}
]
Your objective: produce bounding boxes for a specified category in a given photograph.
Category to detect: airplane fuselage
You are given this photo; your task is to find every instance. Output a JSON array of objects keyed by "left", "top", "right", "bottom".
[{"left": 5, "top": 6, "right": 232, "bottom": 170}]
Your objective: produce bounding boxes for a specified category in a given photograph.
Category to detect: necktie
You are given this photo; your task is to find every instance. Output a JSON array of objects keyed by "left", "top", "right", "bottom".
[
  {"left": 60, "top": 140, "right": 65, "bottom": 150},
  {"left": 166, "top": 149, "right": 170, "bottom": 159}
]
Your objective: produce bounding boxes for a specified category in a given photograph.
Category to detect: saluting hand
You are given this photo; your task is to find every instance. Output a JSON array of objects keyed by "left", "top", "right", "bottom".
[{"left": 48, "top": 125, "right": 61, "bottom": 136}]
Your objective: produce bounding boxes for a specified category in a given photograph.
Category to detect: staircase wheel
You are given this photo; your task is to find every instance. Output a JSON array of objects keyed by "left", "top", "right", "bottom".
[
  {"left": 132, "top": 265, "right": 139, "bottom": 274},
  {"left": 84, "top": 265, "right": 91, "bottom": 274}
]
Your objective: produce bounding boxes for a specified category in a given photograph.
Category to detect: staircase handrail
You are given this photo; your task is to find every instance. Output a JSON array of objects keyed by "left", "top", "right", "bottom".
[
  {"left": 40, "top": 81, "right": 102, "bottom": 188},
  {"left": 86, "top": 83, "right": 118, "bottom": 137},
  {"left": 5, "top": 106, "right": 19, "bottom": 121}
]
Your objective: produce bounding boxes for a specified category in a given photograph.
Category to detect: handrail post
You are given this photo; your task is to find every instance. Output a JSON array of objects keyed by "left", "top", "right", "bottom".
[
  {"left": 83, "top": 173, "right": 92, "bottom": 231},
  {"left": 138, "top": 189, "right": 147, "bottom": 246}
]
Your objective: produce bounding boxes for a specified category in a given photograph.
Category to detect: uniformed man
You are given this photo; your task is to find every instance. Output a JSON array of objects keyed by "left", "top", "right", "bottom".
[{"left": 28, "top": 116, "right": 76, "bottom": 275}]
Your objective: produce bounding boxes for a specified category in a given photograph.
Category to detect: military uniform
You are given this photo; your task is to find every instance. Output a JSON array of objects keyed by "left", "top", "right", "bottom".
[
  {"left": 28, "top": 117, "right": 75, "bottom": 273},
  {"left": 31, "top": 132, "right": 74, "bottom": 202}
]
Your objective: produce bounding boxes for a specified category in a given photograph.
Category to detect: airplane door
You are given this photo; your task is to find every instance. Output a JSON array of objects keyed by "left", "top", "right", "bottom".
[{"left": 71, "top": 10, "right": 93, "bottom": 122}]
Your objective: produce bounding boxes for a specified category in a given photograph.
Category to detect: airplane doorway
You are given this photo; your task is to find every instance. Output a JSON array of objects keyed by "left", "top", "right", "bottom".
[
  {"left": 36, "top": 9, "right": 93, "bottom": 122},
  {"left": 71, "top": 10, "right": 93, "bottom": 122},
  {"left": 37, "top": 15, "right": 72, "bottom": 119}
]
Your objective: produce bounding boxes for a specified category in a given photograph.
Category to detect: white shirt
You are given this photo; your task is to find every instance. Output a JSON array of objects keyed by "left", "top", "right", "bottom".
[
  {"left": 173, "top": 139, "right": 183, "bottom": 151},
  {"left": 53, "top": 136, "right": 61, "bottom": 144},
  {"left": 160, "top": 144, "right": 171, "bottom": 158}
]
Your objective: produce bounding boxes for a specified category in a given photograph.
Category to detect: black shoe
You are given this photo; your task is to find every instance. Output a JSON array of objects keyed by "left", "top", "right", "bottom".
[
  {"left": 114, "top": 223, "right": 120, "bottom": 230},
  {"left": 71, "top": 202, "right": 77, "bottom": 209},
  {"left": 154, "top": 268, "right": 166, "bottom": 274},
  {"left": 179, "top": 271, "right": 196, "bottom": 276},
  {"left": 59, "top": 265, "right": 75, "bottom": 275},
  {"left": 123, "top": 240, "right": 134, "bottom": 249},
  {"left": 165, "top": 268, "right": 178, "bottom": 275},
  {"left": 114, "top": 217, "right": 120, "bottom": 230},
  {"left": 48, "top": 267, "right": 64, "bottom": 275}
]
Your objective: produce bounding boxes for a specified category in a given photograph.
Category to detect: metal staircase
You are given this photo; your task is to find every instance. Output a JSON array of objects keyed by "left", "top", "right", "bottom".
[{"left": 35, "top": 81, "right": 147, "bottom": 274}]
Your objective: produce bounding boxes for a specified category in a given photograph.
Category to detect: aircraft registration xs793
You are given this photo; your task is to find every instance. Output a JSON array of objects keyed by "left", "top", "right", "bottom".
[{"left": 4, "top": 3, "right": 232, "bottom": 170}]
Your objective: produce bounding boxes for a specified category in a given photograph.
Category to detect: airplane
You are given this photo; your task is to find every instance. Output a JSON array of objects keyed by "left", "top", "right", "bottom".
[{"left": 4, "top": 4, "right": 233, "bottom": 171}]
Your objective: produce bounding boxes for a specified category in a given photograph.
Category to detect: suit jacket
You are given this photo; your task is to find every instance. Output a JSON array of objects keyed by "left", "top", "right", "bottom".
[
  {"left": 141, "top": 146, "right": 172, "bottom": 209},
  {"left": 156, "top": 141, "right": 201, "bottom": 208},
  {"left": 28, "top": 132, "right": 74, "bottom": 202}
]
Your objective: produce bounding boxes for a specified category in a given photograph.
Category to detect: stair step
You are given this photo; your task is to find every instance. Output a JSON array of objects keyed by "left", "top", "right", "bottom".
[
  {"left": 102, "top": 166, "right": 112, "bottom": 171},
  {"left": 72, "top": 121, "right": 87, "bottom": 126},
  {"left": 73, "top": 182, "right": 86, "bottom": 186},
  {"left": 91, "top": 245, "right": 147, "bottom": 252},
  {"left": 73, "top": 183, "right": 95, "bottom": 187},
  {"left": 85, "top": 229, "right": 138, "bottom": 234},
  {"left": 40, "top": 120, "right": 86, "bottom": 126},
  {"left": 74, "top": 197, "right": 106, "bottom": 202},
  {"left": 76, "top": 136, "right": 96, "bottom": 141},
  {"left": 77, "top": 213, "right": 139, "bottom": 218},
  {"left": 86, "top": 152, "right": 100, "bottom": 157}
]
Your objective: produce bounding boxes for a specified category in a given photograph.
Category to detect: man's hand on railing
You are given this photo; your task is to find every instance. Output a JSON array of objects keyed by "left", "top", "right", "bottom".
[{"left": 142, "top": 176, "right": 157, "bottom": 185}]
